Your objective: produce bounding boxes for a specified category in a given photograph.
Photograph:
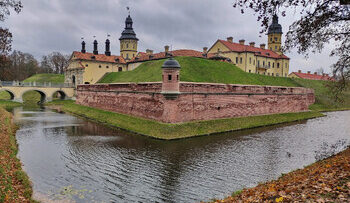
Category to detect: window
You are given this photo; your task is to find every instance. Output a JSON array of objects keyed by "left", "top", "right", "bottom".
[
  {"left": 240, "top": 57, "right": 242, "bottom": 64},
  {"left": 272, "top": 73, "right": 274, "bottom": 76},
  {"left": 268, "top": 62, "right": 270, "bottom": 68},
  {"left": 236, "top": 57, "right": 238, "bottom": 64},
  {"left": 275, "top": 46, "right": 277, "bottom": 50},
  {"left": 277, "top": 63, "right": 280, "bottom": 68},
  {"left": 270, "top": 37, "right": 272, "bottom": 41},
  {"left": 268, "top": 73, "right": 270, "bottom": 76},
  {"left": 257, "top": 60, "right": 260, "bottom": 67},
  {"left": 126, "top": 43, "right": 129, "bottom": 48},
  {"left": 285, "top": 63, "right": 288, "bottom": 68},
  {"left": 85, "top": 64, "right": 88, "bottom": 67},
  {"left": 118, "top": 67, "right": 122, "bottom": 72},
  {"left": 263, "top": 72, "right": 266, "bottom": 75},
  {"left": 274, "top": 37, "right": 277, "bottom": 41},
  {"left": 177, "top": 75, "right": 179, "bottom": 81},
  {"left": 106, "top": 66, "right": 109, "bottom": 69},
  {"left": 133, "top": 54, "right": 135, "bottom": 57},
  {"left": 272, "top": 62, "right": 275, "bottom": 68},
  {"left": 249, "top": 70, "right": 251, "bottom": 73},
  {"left": 249, "top": 57, "right": 251, "bottom": 64},
  {"left": 99, "top": 65, "right": 101, "bottom": 68},
  {"left": 253, "top": 60, "right": 255, "bottom": 65},
  {"left": 126, "top": 53, "right": 129, "bottom": 59},
  {"left": 276, "top": 73, "right": 279, "bottom": 77},
  {"left": 263, "top": 61, "right": 265, "bottom": 67},
  {"left": 133, "top": 44, "right": 135, "bottom": 49},
  {"left": 168, "top": 75, "right": 172, "bottom": 81}
]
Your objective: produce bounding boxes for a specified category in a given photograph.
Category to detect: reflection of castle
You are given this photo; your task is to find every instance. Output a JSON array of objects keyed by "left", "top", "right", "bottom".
[{"left": 64, "top": 13, "right": 290, "bottom": 86}]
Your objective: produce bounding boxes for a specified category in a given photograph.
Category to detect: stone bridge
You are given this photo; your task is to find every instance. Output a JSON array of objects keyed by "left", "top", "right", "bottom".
[{"left": 0, "top": 81, "right": 75, "bottom": 103}]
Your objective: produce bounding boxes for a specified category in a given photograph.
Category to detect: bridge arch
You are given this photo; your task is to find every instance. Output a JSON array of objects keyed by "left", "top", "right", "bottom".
[
  {"left": 0, "top": 89, "right": 15, "bottom": 100},
  {"left": 52, "top": 90, "right": 67, "bottom": 100},
  {"left": 21, "top": 89, "right": 47, "bottom": 104}
]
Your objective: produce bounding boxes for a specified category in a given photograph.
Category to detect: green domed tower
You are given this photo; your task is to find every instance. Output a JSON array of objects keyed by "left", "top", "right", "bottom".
[{"left": 119, "top": 14, "right": 138, "bottom": 61}]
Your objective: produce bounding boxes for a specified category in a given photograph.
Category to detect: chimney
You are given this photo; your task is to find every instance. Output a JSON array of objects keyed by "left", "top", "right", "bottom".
[
  {"left": 314, "top": 72, "right": 317, "bottom": 75},
  {"left": 93, "top": 40, "right": 98, "bottom": 55},
  {"left": 227, "top": 37, "right": 233, "bottom": 43},
  {"left": 202, "top": 47, "right": 208, "bottom": 58},
  {"left": 146, "top": 49, "right": 153, "bottom": 55},
  {"left": 203, "top": 47, "right": 208, "bottom": 53},
  {"left": 298, "top": 70, "right": 302, "bottom": 73},
  {"left": 105, "top": 39, "right": 111, "bottom": 56},
  {"left": 260, "top": 43, "right": 266, "bottom": 49},
  {"left": 81, "top": 41, "right": 86, "bottom": 53},
  {"left": 239, "top": 39, "right": 245, "bottom": 45},
  {"left": 249, "top": 42, "right": 255, "bottom": 47},
  {"left": 307, "top": 71, "right": 311, "bottom": 74}
]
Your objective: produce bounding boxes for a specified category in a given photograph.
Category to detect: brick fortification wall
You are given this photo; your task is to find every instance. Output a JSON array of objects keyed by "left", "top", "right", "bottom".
[{"left": 76, "top": 82, "right": 315, "bottom": 123}]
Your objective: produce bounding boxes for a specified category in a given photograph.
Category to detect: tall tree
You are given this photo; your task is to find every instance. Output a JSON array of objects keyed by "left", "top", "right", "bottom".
[
  {"left": 233, "top": 0, "right": 350, "bottom": 99},
  {"left": 0, "top": 0, "right": 22, "bottom": 55},
  {"left": 40, "top": 52, "right": 69, "bottom": 74}
]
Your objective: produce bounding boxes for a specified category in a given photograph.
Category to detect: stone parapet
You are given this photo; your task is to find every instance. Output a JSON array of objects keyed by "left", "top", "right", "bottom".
[{"left": 76, "top": 82, "right": 315, "bottom": 123}]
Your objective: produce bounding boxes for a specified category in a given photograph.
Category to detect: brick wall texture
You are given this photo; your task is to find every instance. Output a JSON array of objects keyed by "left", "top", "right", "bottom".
[{"left": 76, "top": 82, "right": 315, "bottom": 123}]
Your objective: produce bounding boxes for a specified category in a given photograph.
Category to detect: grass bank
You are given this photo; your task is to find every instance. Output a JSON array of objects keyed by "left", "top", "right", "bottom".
[
  {"left": 47, "top": 100, "right": 324, "bottom": 140},
  {"left": 22, "top": 73, "right": 64, "bottom": 83},
  {"left": 0, "top": 107, "right": 37, "bottom": 202},
  {"left": 208, "top": 147, "right": 350, "bottom": 202}
]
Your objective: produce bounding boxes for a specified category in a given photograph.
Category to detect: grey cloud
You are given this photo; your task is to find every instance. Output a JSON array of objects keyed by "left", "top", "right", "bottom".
[{"left": 4, "top": 0, "right": 336, "bottom": 73}]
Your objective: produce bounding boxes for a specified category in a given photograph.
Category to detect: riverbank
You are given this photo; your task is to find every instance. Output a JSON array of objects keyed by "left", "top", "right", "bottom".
[
  {"left": 46, "top": 100, "right": 324, "bottom": 140},
  {"left": 208, "top": 146, "right": 350, "bottom": 202},
  {"left": 0, "top": 107, "right": 37, "bottom": 203}
]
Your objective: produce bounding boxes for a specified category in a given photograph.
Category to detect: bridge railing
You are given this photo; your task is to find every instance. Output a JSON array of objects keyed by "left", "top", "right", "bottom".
[{"left": 0, "top": 81, "right": 74, "bottom": 88}]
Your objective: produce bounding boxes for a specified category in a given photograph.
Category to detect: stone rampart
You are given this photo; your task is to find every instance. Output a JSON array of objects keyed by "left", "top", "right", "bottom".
[{"left": 76, "top": 82, "right": 315, "bottom": 123}]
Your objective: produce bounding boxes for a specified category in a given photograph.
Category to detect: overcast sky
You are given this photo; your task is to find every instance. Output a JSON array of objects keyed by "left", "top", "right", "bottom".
[{"left": 4, "top": 0, "right": 337, "bottom": 73}]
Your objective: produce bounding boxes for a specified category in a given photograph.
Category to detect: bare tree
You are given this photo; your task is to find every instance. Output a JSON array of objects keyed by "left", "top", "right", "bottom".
[
  {"left": 40, "top": 52, "right": 70, "bottom": 74},
  {"left": 233, "top": 0, "right": 350, "bottom": 100}
]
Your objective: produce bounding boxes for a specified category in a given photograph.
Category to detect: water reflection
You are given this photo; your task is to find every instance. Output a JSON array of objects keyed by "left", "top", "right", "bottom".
[{"left": 13, "top": 106, "right": 350, "bottom": 203}]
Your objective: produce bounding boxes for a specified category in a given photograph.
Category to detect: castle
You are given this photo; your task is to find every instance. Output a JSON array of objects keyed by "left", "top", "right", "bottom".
[{"left": 64, "top": 13, "right": 290, "bottom": 86}]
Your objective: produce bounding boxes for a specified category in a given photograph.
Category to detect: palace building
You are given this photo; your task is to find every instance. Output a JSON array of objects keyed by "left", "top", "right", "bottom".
[
  {"left": 64, "top": 13, "right": 290, "bottom": 86},
  {"left": 207, "top": 15, "right": 290, "bottom": 77}
]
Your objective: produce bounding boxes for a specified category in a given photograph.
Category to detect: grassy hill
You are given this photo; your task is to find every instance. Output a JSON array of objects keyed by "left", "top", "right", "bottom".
[
  {"left": 99, "top": 56, "right": 350, "bottom": 111},
  {"left": 23, "top": 73, "right": 64, "bottom": 83},
  {"left": 99, "top": 56, "right": 301, "bottom": 87}
]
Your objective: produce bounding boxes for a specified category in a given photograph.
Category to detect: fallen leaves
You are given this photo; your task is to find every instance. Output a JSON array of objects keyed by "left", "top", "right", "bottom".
[{"left": 207, "top": 147, "right": 350, "bottom": 203}]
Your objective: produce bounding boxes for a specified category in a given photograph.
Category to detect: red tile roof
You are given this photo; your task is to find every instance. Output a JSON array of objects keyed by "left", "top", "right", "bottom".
[
  {"left": 215, "top": 40, "right": 289, "bottom": 60},
  {"left": 72, "top": 51, "right": 126, "bottom": 64},
  {"left": 290, "top": 72, "right": 335, "bottom": 81},
  {"left": 129, "top": 49, "right": 213, "bottom": 63}
]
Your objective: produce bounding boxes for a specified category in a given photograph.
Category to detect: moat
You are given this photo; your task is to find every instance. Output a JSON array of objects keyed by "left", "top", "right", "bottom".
[{"left": 11, "top": 107, "right": 350, "bottom": 203}]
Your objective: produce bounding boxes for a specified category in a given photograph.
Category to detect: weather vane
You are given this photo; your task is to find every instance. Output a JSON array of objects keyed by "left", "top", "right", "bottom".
[
  {"left": 93, "top": 36, "right": 96, "bottom": 39},
  {"left": 107, "top": 34, "right": 111, "bottom": 38},
  {"left": 127, "top": 6, "right": 130, "bottom": 15},
  {"left": 81, "top": 37, "right": 84, "bottom": 40}
]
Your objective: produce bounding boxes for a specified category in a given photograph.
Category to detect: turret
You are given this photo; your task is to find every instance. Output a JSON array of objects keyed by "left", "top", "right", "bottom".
[
  {"left": 81, "top": 41, "right": 86, "bottom": 53},
  {"left": 267, "top": 14, "right": 283, "bottom": 54},
  {"left": 119, "top": 14, "right": 138, "bottom": 61},
  {"left": 105, "top": 39, "right": 111, "bottom": 56},
  {"left": 161, "top": 58, "right": 181, "bottom": 99},
  {"left": 93, "top": 40, "right": 98, "bottom": 55}
]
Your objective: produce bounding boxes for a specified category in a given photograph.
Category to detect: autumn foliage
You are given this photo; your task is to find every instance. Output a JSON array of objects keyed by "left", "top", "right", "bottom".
[{"left": 211, "top": 147, "right": 350, "bottom": 202}]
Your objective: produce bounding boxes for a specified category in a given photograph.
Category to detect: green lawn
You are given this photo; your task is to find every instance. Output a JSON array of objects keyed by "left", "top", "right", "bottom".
[
  {"left": 99, "top": 56, "right": 301, "bottom": 87},
  {"left": 23, "top": 73, "right": 64, "bottom": 83},
  {"left": 48, "top": 100, "right": 324, "bottom": 140}
]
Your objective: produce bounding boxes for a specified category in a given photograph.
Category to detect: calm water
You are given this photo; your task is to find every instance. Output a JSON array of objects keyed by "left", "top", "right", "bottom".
[{"left": 12, "top": 107, "right": 350, "bottom": 203}]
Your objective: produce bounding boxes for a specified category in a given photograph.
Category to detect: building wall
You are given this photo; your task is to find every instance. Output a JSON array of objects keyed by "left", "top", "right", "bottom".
[
  {"left": 207, "top": 41, "right": 290, "bottom": 76},
  {"left": 65, "top": 60, "right": 126, "bottom": 85},
  {"left": 76, "top": 82, "right": 315, "bottom": 123}
]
